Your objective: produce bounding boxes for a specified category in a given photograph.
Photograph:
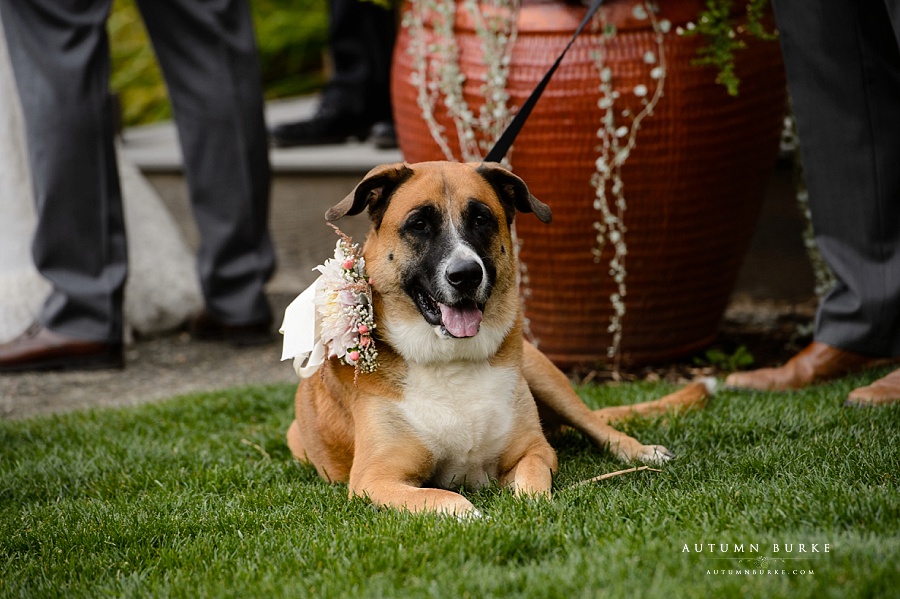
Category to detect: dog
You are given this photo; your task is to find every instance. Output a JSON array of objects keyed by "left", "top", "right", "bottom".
[{"left": 286, "top": 161, "right": 710, "bottom": 515}]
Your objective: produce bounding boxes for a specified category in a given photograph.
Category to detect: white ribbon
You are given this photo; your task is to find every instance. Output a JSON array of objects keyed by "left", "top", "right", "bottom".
[{"left": 279, "top": 277, "right": 326, "bottom": 378}]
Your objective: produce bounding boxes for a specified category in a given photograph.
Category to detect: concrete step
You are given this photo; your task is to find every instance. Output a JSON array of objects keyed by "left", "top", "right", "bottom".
[{"left": 121, "top": 96, "right": 815, "bottom": 303}]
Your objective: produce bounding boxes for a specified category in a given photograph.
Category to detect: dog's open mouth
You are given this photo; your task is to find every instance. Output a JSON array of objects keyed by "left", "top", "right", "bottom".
[{"left": 414, "top": 288, "right": 484, "bottom": 338}]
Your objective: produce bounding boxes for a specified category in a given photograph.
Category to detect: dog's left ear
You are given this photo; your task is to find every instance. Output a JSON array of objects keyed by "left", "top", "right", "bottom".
[
  {"left": 476, "top": 162, "right": 552, "bottom": 224},
  {"left": 326, "top": 162, "right": 414, "bottom": 225}
]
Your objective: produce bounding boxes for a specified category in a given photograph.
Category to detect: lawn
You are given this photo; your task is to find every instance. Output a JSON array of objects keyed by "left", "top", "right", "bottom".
[{"left": 1, "top": 372, "right": 898, "bottom": 598}]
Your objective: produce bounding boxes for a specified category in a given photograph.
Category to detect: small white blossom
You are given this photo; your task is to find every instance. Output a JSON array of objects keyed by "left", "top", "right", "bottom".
[{"left": 633, "top": 84, "right": 648, "bottom": 97}]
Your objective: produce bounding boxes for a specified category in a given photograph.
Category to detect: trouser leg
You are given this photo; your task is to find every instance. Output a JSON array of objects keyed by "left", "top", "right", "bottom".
[
  {"left": 136, "top": 0, "right": 275, "bottom": 325},
  {"left": 327, "top": 0, "right": 395, "bottom": 120},
  {"left": 0, "top": 0, "right": 126, "bottom": 343},
  {"left": 772, "top": 0, "right": 900, "bottom": 356}
]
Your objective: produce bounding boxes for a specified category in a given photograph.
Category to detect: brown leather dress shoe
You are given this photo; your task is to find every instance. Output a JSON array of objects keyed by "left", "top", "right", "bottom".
[
  {"left": 0, "top": 324, "right": 124, "bottom": 373},
  {"left": 725, "top": 341, "right": 899, "bottom": 391},
  {"left": 846, "top": 367, "right": 900, "bottom": 407},
  {"left": 190, "top": 311, "right": 274, "bottom": 347}
]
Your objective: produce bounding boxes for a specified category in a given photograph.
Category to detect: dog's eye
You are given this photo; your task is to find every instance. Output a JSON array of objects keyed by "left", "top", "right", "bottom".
[
  {"left": 473, "top": 214, "right": 489, "bottom": 228},
  {"left": 410, "top": 218, "right": 428, "bottom": 232}
]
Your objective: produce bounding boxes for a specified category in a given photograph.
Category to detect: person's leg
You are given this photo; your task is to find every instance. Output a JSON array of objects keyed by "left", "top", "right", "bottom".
[
  {"left": 726, "top": 0, "right": 900, "bottom": 393},
  {"left": 0, "top": 0, "right": 126, "bottom": 345},
  {"left": 777, "top": 0, "right": 900, "bottom": 356},
  {"left": 270, "top": 0, "right": 397, "bottom": 147},
  {"left": 328, "top": 0, "right": 395, "bottom": 121},
  {"left": 135, "top": 0, "right": 275, "bottom": 330}
]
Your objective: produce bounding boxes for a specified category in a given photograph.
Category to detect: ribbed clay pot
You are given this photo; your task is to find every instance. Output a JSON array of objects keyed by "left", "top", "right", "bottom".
[{"left": 392, "top": 0, "right": 786, "bottom": 367}]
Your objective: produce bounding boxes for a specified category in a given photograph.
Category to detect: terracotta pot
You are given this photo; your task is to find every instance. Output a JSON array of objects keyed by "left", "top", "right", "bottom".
[{"left": 392, "top": 0, "right": 786, "bottom": 366}]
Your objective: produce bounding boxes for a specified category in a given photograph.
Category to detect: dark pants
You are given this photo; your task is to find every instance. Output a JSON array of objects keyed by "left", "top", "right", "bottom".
[
  {"left": 326, "top": 0, "right": 395, "bottom": 121},
  {"left": 772, "top": 0, "right": 900, "bottom": 356},
  {"left": 0, "top": 0, "right": 275, "bottom": 343}
]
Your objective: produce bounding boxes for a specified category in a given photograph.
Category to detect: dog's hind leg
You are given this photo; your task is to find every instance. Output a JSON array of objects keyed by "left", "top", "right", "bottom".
[
  {"left": 523, "top": 342, "right": 712, "bottom": 463},
  {"left": 592, "top": 379, "right": 713, "bottom": 425}
]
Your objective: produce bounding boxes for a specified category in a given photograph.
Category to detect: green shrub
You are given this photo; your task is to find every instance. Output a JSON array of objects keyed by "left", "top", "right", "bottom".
[{"left": 108, "top": 0, "right": 329, "bottom": 126}]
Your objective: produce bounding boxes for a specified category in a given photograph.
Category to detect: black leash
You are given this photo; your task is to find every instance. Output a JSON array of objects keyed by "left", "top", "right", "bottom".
[{"left": 484, "top": 0, "right": 606, "bottom": 163}]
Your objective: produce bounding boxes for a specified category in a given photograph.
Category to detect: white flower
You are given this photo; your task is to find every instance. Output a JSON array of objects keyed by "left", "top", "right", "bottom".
[
  {"left": 643, "top": 51, "right": 656, "bottom": 64},
  {"left": 633, "top": 84, "right": 648, "bottom": 97}
]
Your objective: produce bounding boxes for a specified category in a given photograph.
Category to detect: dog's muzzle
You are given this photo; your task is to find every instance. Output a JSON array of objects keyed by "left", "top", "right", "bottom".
[{"left": 412, "top": 256, "right": 488, "bottom": 339}]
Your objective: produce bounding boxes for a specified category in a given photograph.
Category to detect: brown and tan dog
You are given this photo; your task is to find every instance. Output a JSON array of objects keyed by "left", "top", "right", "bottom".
[{"left": 286, "top": 161, "right": 710, "bottom": 515}]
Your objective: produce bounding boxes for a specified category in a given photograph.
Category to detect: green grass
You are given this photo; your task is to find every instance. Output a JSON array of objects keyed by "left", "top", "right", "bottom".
[{"left": 2, "top": 372, "right": 899, "bottom": 598}]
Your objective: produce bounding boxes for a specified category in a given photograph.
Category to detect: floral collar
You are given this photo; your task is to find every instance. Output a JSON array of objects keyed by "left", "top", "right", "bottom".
[{"left": 280, "top": 226, "right": 378, "bottom": 379}]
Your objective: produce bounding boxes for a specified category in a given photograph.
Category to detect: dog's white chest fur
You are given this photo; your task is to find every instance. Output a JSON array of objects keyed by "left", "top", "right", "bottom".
[{"left": 398, "top": 362, "right": 518, "bottom": 489}]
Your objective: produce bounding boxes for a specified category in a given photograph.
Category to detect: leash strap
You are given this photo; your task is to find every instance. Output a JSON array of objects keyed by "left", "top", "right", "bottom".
[{"left": 484, "top": 0, "right": 606, "bottom": 163}]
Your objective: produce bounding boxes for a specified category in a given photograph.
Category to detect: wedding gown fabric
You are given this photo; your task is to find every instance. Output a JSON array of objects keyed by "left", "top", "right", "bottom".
[{"left": 0, "top": 26, "right": 202, "bottom": 343}]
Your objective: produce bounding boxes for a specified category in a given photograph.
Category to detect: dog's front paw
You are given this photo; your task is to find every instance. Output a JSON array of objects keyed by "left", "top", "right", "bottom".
[
  {"left": 638, "top": 444, "right": 675, "bottom": 464},
  {"left": 614, "top": 443, "right": 674, "bottom": 464}
]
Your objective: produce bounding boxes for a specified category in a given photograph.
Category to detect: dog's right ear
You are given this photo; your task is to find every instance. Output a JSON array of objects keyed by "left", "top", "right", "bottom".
[
  {"left": 476, "top": 162, "right": 552, "bottom": 225},
  {"left": 325, "top": 163, "right": 414, "bottom": 226}
]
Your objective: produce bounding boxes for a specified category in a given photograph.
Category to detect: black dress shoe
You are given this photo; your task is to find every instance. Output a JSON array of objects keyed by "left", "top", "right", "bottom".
[
  {"left": 0, "top": 324, "right": 124, "bottom": 373},
  {"left": 190, "top": 311, "right": 274, "bottom": 347},
  {"left": 370, "top": 121, "right": 398, "bottom": 149},
  {"left": 269, "top": 102, "right": 374, "bottom": 147}
]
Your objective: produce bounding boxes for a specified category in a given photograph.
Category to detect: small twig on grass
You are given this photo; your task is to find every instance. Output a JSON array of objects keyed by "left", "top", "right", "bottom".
[
  {"left": 240, "top": 439, "right": 271, "bottom": 461},
  {"left": 567, "top": 466, "right": 662, "bottom": 489}
]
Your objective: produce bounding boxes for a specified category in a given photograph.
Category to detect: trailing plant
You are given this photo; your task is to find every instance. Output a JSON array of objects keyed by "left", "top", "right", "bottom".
[
  {"left": 589, "top": 4, "right": 669, "bottom": 361},
  {"left": 679, "top": 0, "right": 777, "bottom": 96},
  {"left": 404, "top": 0, "right": 519, "bottom": 163}
]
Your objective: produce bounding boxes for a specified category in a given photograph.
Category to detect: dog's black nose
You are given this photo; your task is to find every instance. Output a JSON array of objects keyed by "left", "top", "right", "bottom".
[{"left": 446, "top": 259, "right": 484, "bottom": 292}]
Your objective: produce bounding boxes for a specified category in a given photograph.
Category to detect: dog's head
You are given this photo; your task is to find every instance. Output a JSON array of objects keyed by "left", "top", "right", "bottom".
[{"left": 326, "top": 161, "right": 551, "bottom": 363}]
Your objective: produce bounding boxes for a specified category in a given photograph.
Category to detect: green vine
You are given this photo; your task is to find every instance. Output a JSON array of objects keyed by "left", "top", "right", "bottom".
[{"left": 681, "top": 0, "right": 777, "bottom": 96}]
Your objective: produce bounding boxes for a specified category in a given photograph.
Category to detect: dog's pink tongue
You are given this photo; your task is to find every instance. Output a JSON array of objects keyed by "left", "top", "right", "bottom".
[{"left": 438, "top": 303, "right": 483, "bottom": 338}]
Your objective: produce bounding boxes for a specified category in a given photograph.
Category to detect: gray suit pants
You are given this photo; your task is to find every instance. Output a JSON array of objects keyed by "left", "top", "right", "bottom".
[
  {"left": 772, "top": 0, "right": 900, "bottom": 356},
  {"left": 0, "top": 0, "right": 275, "bottom": 343}
]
